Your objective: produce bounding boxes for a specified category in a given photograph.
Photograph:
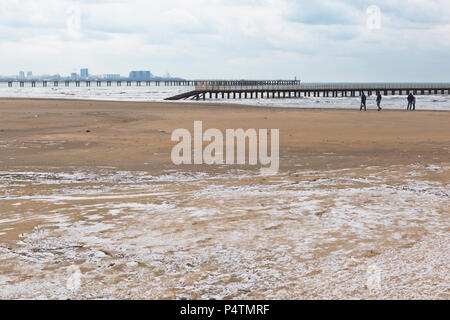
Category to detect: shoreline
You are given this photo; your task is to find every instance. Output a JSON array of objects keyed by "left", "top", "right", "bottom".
[{"left": 0, "top": 96, "right": 449, "bottom": 112}]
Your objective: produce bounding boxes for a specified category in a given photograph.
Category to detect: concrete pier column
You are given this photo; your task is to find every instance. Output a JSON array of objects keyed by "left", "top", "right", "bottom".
[
  {"left": 65, "top": 81, "right": 69, "bottom": 87},
  {"left": 107, "top": 81, "right": 111, "bottom": 87},
  {"left": 76, "top": 81, "right": 80, "bottom": 87},
  {"left": 32, "top": 81, "right": 36, "bottom": 87},
  {"left": 127, "top": 81, "right": 131, "bottom": 86},
  {"left": 97, "top": 81, "right": 101, "bottom": 87},
  {"left": 43, "top": 81, "right": 47, "bottom": 87},
  {"left": 117, "top": 81, "right": 121, "bottom": 86},
  {"left": 54, "top": 81, "right": 58, "bottom": 87},
  {"left": 434, "top": 89, "right": 438, "bottom": 94},
  {"left": 137, "top": 81, "right": 141, "bottom": 86},
  {"left": 20, "top": 82, "right": 24, "bottom": 87},
  {"left": 8, "top": 82, "right": 12, "bottom": 87}
]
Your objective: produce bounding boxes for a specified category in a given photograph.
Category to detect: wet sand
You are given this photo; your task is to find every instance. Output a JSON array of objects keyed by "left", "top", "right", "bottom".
[{"left": 0, "top": 98, "right": 448, "bottom": 299}]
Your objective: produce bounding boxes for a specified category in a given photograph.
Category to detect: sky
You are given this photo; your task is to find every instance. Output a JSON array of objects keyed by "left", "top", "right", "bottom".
[{"left": 0, "top": 0, "right": 449, "bottom": 82}]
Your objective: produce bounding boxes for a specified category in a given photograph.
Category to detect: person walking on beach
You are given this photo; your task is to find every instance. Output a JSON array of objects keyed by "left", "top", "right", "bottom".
[
  {"left": 407, "top": 93, "right": 414, "bottom": 111},
  {"left": 376, "top": 92, "right": 382, "bottom": 111},
  {"left": 360, "top": 92, "right": 367, "bottom": 111},
  {"left": 412, "top": 95, "right": 416, "bottom": 111}
]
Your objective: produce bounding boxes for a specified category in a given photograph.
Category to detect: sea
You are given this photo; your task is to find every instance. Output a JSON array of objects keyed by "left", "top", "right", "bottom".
[{"left": 0, "top": 82, "right": 449, "bottom": 110}]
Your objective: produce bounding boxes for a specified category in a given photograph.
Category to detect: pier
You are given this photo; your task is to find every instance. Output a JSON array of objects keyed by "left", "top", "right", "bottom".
[
  {"left": 165, "top": 83, "right": 450, "bottom": 100},
  {"left": 1, "top": 79, "right": 300, "bottom": 88},
  {"left": 1, "top": 80, "right": 449, "bottom": 100}
]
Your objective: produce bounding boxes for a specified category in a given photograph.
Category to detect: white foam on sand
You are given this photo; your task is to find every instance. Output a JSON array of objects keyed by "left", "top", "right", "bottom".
[{"left": 0, "top": 165, "right": 448, "bottom": 299}]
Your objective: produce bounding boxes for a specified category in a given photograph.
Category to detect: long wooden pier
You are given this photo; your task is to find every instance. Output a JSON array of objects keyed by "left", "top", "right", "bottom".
[
  {"left": 165, "top": 83, "right": 450, "bottom": 100},
  {"left": 0, "top": 79, "right": 301, "bottom": 88},
  {"left": 1, "top": 80, "right": 449, "bottom": 100}
]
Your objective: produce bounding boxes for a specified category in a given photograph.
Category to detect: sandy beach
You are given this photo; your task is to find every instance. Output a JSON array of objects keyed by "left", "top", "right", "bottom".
[{"left": 0, "top": 98, "right": 449, "bottom": 299}]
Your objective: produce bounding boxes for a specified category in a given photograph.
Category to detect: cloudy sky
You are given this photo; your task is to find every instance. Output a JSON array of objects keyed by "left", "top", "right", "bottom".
[{"left": 0, "top": 0, "right": 449, "bottom": 81}]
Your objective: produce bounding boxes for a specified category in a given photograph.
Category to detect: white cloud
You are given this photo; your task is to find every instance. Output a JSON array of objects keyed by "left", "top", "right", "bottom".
[{"left": 0, "top": 0, "right": 449, "bottom": 81}]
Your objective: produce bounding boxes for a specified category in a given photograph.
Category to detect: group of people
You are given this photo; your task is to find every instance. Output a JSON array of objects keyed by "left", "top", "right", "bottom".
[{"left": 359, "top": 92, "right": 417, "bottom": 111}]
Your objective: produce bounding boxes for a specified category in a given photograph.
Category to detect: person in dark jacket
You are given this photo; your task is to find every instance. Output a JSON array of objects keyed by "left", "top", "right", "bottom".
[
  {"left": 360, "top": 92, "right": 367, "bottom": 111},
  {"left": 407, "top": 93, "right": 414, "bottom": 110},
  {"left": 376, "top": 92, "right": 382, "bottom": 111},
  {"left": 412, "top": 95, "right": 416, "bottom": 111}
]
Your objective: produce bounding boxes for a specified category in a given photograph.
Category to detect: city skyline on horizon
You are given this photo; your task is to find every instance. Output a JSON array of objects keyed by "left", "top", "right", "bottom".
[
  {"left": 0, "top": 68, "right": 184, "bottom": 81},
  {"left": 1, "top": 0, "right": 449, "bottom": 82}
]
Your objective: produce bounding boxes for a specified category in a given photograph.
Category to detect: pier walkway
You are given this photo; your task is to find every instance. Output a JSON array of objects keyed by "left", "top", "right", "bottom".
[{"left": 165, "top": 83, "right": 450, "bottom": 100}]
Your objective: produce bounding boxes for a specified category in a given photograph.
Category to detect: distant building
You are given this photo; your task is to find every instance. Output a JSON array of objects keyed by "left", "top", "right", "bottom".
[
  {"left": 19, "top": 71, "right": 25, "bottom": 79},
  {"left": 80, "top": 68, "right": 89, "bottom": 78},
  {"left": 129, "top": 71, "right": 152, "bottom": 80},
  {"left": 103, "top": 74, "right": 121, "bottom": 80},
  {"left": 70, "top": 73, "right": 78, "bottom": 80},
  {"left": 26, "top": 71, "right": 32, "bottom": 78}
]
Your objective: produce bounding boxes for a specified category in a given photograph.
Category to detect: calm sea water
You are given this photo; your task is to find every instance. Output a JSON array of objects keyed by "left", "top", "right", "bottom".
[{"left": 0, "top": 82, "right": 449, "bottom": 110}]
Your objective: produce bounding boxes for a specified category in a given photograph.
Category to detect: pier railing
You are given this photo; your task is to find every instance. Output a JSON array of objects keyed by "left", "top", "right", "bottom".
[{"left": 166, "top": 82, "right": 450, "bottom": 100}]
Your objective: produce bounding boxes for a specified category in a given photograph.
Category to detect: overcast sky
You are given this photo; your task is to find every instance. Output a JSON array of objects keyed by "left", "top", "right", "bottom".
[{"left": 0, "top": 0, "right": 449, "bottom": 81}]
